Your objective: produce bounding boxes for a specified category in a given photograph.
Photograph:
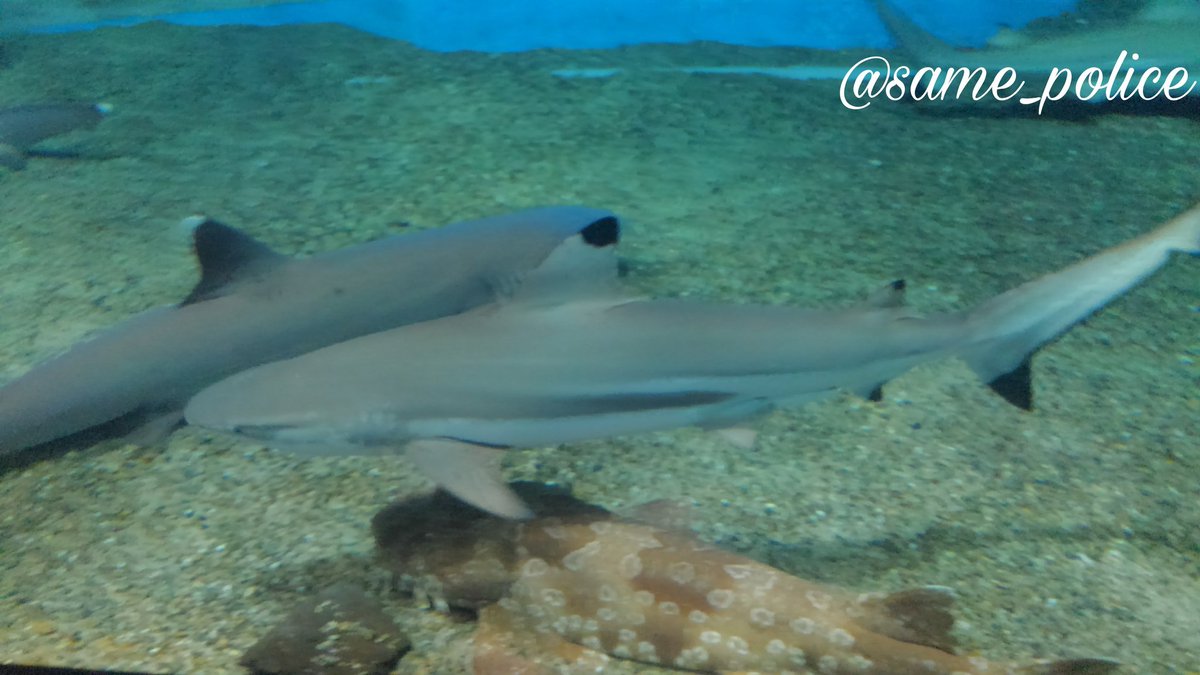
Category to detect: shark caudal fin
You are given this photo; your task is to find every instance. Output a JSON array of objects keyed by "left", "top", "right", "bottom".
[
  {"left": 960, "top": 202, "right": 1200, "bottom": 409},
  {"left": 871, "top": 0, "right": 960, "bottom": 63}
]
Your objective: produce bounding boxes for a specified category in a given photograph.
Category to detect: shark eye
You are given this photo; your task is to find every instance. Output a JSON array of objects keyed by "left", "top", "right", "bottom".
[{"left": 580, "top": 216, "right": 620, "bottom": 248}]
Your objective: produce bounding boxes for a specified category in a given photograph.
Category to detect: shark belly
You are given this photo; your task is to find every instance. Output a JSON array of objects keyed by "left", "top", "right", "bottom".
[{"left": 184, "top": 297, "right": 965, "bottom": 453}]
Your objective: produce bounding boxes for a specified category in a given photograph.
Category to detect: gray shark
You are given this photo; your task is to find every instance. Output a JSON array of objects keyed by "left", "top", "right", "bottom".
[
  {"left": 0, "top": 103, "right": 111, "bottom": 170},
  {"left": 0, "top": 206, "right": 620, "bottom": 458},
  {"left": 872, "top": 0, "right": 1200, "bottom": 103},
  {"left": 186, "top": 202, "right": 1200, "bottom": 518}
]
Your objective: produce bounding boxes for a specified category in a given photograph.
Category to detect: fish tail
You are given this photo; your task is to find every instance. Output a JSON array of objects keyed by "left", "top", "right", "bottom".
[
  {"left": 871, "top": 0, "right": 959, "bottom": 62},
  {"left": 1016, "top": 657, "right": 1121, "bottom": 674},
  {"left": 959, "top": 201, "right": 1200, "bottom": 409}
]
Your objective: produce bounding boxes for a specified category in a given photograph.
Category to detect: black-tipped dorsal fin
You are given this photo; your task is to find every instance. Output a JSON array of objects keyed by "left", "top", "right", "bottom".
[
  {"left": 180, "top": 216, "right": 287, "bottom": 306},
  {"left": 500, "top": 225, "right": 624, "bottom": 307},
  {"left": 579, "top": 215, "right": 620, "bottom": 247},
  {"left": 987, "top": 356, "right": 1033, "bottom": 410}
]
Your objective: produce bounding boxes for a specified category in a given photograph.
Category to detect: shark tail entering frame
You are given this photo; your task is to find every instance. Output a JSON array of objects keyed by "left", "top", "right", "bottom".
[
  {"left": 871, "top": 0, "right": 960, "bottom": 63},
  {"left": 958, "top": 202, "right": 1200, "bottom": 409}
]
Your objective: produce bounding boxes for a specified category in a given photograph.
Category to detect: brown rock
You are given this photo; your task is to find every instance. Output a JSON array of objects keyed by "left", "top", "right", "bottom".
[{"left": 240, "top": 583, "right": 409, "bottom": 675}]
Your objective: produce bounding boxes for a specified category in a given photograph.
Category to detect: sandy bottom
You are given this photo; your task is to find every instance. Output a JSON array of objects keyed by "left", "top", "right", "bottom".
[{"left": 0, "top": 22, "right": 1197, "bottom": 674}]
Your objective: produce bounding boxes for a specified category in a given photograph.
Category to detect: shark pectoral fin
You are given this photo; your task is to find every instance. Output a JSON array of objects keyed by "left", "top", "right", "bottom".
[
  {"left": 404, "top": 438, "right": 533, "bottom": 519},
  {"left": 0, "top": 143, "right": 27, "bottom": 170}
]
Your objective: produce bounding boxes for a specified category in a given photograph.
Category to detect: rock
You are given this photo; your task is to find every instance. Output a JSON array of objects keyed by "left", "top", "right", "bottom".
[{"left": 240, "top": 583, "right": 409, "bottom": 675}]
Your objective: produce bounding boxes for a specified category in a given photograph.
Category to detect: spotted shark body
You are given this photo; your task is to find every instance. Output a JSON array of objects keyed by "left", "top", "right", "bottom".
[
  {"left": 186, "top": 201, "right": 1200, "bottom": 518},
  {"left": 373, "top": 487, "right": 1120, "bottom": 675},
  {"left": 0, "top": 206, "right": 620, "bottom": 460}
]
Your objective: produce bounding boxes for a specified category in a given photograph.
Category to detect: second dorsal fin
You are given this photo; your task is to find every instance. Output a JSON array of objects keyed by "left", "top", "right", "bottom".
[{"left": 179, "top": 216, "right": 287, "bottom": 306}]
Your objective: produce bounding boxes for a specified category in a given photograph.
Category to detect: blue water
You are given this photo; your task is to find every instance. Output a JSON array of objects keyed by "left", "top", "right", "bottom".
[{"left": 33, "top": 0, "right": 1078, "bottom": 52}]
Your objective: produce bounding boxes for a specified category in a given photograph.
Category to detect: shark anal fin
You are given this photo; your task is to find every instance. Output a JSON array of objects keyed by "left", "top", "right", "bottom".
[
  {"left": 987, "top": 356, "right": 1033, "bottom": 410},
  {"left": 180, "top": 217, "right": 287, "bottom": 305},
  {"left": 404, "top": 438, "right": 533, "bottom": 519}
]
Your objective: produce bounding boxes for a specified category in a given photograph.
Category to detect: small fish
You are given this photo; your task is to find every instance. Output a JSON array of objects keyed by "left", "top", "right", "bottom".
[
  {"left": 0, "top": 102, "right": 111, "bottom": 170},
  {"left": 0, "top": 206, "right": 619, "bottom": 460},
  {"left": 186, "top": 201, "right": 1200, "bottom": 518},
  {"left": 372, "top": 486, "right": 1120, "bottom": 675}
]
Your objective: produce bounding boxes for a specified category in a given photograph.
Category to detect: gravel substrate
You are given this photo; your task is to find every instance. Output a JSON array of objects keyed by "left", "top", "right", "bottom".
[{"left": 0, "top": 21, "right": 1197, "bottom": 674}]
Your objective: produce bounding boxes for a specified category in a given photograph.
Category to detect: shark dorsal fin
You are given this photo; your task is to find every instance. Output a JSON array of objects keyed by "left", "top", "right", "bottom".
[
  {"left": 179, "top": 216, "right": 287, "bottom": 306},
  {"left": 499, "top": 215, "right": 625, "bottom": 307}
]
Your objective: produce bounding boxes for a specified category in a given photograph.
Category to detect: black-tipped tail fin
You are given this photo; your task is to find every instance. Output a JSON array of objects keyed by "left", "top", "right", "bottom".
[
  {"left": 871, "top": 0, "right": 959, "bottom": 62},
  {"left": 960, "top": 202, "right": 1200, "bottom": 410}
]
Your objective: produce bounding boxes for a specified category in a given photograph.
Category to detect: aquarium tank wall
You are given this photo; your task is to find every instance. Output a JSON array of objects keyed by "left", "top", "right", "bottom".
[{"left": 14, "top": 0, "right": 1080, "bottom": 51}]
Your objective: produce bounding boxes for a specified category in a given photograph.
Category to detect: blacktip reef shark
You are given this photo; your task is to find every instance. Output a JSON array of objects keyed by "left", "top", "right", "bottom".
[
  {"left": 0, "top": 102, "right": 111, "bottom": 170},
  {"left": 554, "top": 0, "right": 1200, "bottom": 101},
  {"left": 872, "top": 0, "right": 1200, "bottom": 96},
  {"left": 0, "top": 206, "right": 620, "bottom": 460},
  {"left": 186, "top": 201, "right": 1200, "bottom": 519}
]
